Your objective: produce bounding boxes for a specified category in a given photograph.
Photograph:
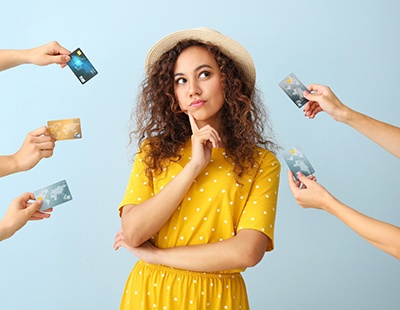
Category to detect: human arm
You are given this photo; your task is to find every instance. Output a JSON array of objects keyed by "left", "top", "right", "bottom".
[
  {"left": 303, "top": 84, "right": 400, "bottom": 158},
  {"left": 0, "top": 192, "right": 53, "bottom": 242},
  {"left": 114, "top": 228, "right": 269, "bottom": 272},
  {"left": 121, "top": 112, "right": 221, "bottom": 247},
  {"left": 117, "top": 147, "right": 279, "bottom": 271},
  {"left": 0, "top": 126, "right": 55, "bottom": 177},
  {"left": 287, "top": 170, "right": 400, "bottom": 259},
  {"left": 0, "top": 41, "right": 71, "bottom": 71}
]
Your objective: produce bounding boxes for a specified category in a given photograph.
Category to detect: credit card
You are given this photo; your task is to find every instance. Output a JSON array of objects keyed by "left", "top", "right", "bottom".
[
  {"left": 47, "top": 118, "right": 82, "bottom": 140},
  {"left": 67, "top": 48, "right": 98, "bottom": 84},
  {"left": 283, "top": 146, "right": 315, "bottom": 180},
  {"left": 33, "top": 180, "right": 73, "bottom": 211},
  {"left": 279, "top": 73, "right": 309, "bottom": 108}
]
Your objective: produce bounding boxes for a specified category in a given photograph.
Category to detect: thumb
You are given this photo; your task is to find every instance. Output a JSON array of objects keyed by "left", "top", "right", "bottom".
[
  {"left": 303, "top": 90, "right": 319, "bottom": 102},
  {"left": 49, "top": 54, "right": 71, "bottom": 65},
  {"left": 25, "top": 199, "right": 42, "bottom": 215},
  {"left": 296, "top": 172, "right": 313, "bottom": 186},
  {"left": 287, "top": 170, "right": 298, "bottom": 191},
  {"left": 29, "top": 126, "right": 49, "bottom": 137}
]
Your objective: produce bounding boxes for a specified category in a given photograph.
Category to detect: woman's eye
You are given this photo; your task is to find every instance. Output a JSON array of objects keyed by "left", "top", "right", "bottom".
[
  {"left": 199, "top": 71, "right": 210, "bottom": 78},
  {"left": 175, "top": 78, "right": 186, "bottom": 84}
]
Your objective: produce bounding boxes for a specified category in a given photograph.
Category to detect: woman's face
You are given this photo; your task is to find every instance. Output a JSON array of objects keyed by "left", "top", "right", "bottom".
[{"left": 173, "top": 45, "right": 225, "bottom": 130}]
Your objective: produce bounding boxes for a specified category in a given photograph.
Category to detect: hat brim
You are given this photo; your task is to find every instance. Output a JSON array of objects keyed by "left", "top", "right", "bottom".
[{"left": 145, "top": 28, "right": 256, "bottom": 90}]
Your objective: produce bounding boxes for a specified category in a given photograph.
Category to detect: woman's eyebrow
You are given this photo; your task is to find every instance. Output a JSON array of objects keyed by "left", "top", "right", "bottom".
[
  {"left": 174, "top": 64, "right": 214, "bottom": 77},
  {"left": 194, "top": 64, "right": 213, "bottom": 72}
]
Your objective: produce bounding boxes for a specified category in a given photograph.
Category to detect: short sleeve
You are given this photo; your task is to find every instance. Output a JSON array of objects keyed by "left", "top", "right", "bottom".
[
  {"left": 237, "top": 151, "right": 280, "bottom": 251},
  {"left": 118, "top": 149, "right": 154, "bottom": 216}
]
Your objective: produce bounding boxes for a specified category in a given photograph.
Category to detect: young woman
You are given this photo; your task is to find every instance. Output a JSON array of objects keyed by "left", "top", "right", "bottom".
[{"left": 114, "top": 28, "right": 281, "bottom": 309}]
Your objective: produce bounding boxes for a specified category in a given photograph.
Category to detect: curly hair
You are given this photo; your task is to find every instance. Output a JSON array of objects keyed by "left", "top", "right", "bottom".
[{"left": 130, "top": 39, "right": 278, "bottom": 183}]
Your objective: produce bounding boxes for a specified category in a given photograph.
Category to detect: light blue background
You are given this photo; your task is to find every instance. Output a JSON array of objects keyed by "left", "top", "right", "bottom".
[{"left": 0, "top": 1, "right": 399, "bottom": 309}]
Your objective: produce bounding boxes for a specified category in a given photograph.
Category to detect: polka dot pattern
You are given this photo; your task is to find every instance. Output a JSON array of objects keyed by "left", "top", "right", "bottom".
[
  {"left": 119, "top": 140, "right": 280, "bottom": 309},
  {"left": 120, "top": 261, "right": 250, "bottom": 309}
]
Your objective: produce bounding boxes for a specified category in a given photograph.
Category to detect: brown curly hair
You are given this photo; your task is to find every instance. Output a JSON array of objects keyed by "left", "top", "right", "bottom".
[{"left": 130, "top": 39, "right": 278, "bottom": 183}]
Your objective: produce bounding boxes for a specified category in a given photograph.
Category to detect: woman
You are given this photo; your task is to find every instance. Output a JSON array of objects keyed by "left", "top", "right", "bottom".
[{"left": 114, "top": 28, "right": 280, "bottom": 309}]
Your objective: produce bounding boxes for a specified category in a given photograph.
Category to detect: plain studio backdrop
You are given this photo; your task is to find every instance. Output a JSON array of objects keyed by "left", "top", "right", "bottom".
[{"left": 0, "top": 1, "right": 399, "bottom": 309}]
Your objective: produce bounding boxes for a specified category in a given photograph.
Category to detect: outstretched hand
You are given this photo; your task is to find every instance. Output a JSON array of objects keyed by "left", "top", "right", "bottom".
[
  {"left": 303, "top": 84, "right": 348, "bottom": 121},
  {"left": 13, "top": 126, "right": 55, "bottom": 173},
  {"left": 287, "top": 170, "right": 331, "bottom": 210},
  {"left": 26, "top": 41, "right": 71, "bottom": 68},
  {"left": 0, "top": 192, "right": 52, "bottom": 241}
]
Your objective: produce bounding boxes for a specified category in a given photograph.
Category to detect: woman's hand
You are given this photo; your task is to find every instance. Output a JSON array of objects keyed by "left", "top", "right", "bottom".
[
  {"left": 114, "top": 229, "right": 159, "bottom": 264},
  {"left": 188, "top": 112, "right": 221, "bottom": 170}
]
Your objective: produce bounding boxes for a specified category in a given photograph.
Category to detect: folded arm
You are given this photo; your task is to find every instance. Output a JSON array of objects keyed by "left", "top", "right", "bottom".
[
  {"left": 121, "top": 160, "right": 205, "bottom": 247},
  {"left": 115, "top": 228, "right": 270, "bottom": 272}
]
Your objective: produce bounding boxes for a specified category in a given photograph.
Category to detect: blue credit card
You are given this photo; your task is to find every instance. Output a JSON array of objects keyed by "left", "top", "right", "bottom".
[
  {"left": 33, "top": 180, "right": 73, "bottom": 211},
  {"left": 282, "top": 146, "right": 315, "bottom": 180},
  {"left": 67, "top": 47, "right": 98, "bottom": 84},
  {"left": 278, "top": 73, "right": 309, "bottom": 108}
]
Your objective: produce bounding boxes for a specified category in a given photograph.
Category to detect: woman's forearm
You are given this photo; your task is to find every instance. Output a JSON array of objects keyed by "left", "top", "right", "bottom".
[
  {"left": 0, "top": 155, "right": 19, "bottom": 177},
  {"left": 325, "top": 198, "right": 400, "bottom": 259},
  {"left": 122, "top": 161, "right": 203, "bottom": 247},
  {"left": 149, "top": 230, "right": 269, "bottom": 272},
  {"left": 342, "top": 109, "right": 400, "bottom": 158},
  {"left": 0, "top": 50, "right": 27, "bottom": 71}
]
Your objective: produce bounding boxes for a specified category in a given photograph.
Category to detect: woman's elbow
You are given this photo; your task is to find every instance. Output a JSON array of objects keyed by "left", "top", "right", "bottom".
[
  {"left": 124, "top": 232, "right": 145, "bottom": 248},
  {"left": 121, "top": 222, "right": 147, "bottom": 248},
  {"left": 242, "top": 251, "right": 265, "bottom": 268},
  {"left": 248, "top": 252, "right": 265, "bottom": 268},
  {"left": 235, "top": 230, "right": 269, "bottom": 268}
]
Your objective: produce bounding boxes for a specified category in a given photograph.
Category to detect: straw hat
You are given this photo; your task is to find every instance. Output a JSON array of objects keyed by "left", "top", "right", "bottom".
[{"left": 145, "top": 27, "right": 256, "bottom": 90}]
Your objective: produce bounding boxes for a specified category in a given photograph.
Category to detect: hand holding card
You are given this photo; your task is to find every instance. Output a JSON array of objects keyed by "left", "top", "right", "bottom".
[
  {"left": 279, "top": 73, "right": 309, "bottom": 108},
  {"left": 283, "top": 146, "right": 315, "bottom": 180},
  {"left": 47, "top": 118, "right": 82, "bottom": 141}
]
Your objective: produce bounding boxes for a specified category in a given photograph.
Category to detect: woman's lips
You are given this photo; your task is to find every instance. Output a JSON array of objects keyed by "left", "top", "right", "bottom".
[{"left": 190, "top": 100, "right": 205, "bottom": 108}]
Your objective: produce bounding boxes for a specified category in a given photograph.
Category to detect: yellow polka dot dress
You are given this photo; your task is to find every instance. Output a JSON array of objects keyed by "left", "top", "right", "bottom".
[{"left": 119, "top": 140, "right": 280, "bottom": 309}]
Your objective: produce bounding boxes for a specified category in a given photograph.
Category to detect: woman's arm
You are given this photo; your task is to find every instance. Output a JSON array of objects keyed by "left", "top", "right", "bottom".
[
  {"left": 121, "top": 160, "right": 204, "bottom": 247},
  {"left": 122, "top": 113, "right": 222, "bottom": 247},
  {"left": 115, "top": 229, "right": 270, "bottom": 272},
  {"left": 0, "top": 41, "right": 70, "bottom": 71},
  {"left": 326, "top": 195, "right": 400, "bottom": 259},
  {"left": 341, "top": 108, "right": 400, "bottom": 158},
  {"left": 288, "top": 171, "right": 400, "bottom": 259},
  {"left": 303, "top": 84, "right": 400, "bottom": 158}
]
